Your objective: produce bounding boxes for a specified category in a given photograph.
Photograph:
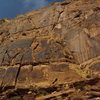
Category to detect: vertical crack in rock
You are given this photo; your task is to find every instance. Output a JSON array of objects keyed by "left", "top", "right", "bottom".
[
  {"left": 52, "top": 10, "right": 64, "bottom": 30},
  {"left": 33, "top": 43, "right": 39, "bottom": 50},
  {"left": 14, "top": 55, "right": 24, "bottom": 87}
]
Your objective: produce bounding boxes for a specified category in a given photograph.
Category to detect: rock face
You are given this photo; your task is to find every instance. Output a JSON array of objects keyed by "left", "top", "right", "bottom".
[{"left": 0, "top": 0, "right": 100, "bottom": 99}]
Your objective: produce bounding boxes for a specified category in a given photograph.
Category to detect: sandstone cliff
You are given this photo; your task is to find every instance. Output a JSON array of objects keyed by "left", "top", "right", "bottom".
[{"left": 0, "top": 0, "right": 100, "bottom": 99}]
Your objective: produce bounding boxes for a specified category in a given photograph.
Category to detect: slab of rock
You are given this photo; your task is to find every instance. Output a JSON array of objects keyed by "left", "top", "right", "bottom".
[{"left": 0, "top": 0, "right": 100, "bottom": 99}]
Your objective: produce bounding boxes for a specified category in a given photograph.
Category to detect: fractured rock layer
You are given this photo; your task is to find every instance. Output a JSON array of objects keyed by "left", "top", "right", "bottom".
[{"left": 0, "top": 0, "right": 100, "bottom": 99}]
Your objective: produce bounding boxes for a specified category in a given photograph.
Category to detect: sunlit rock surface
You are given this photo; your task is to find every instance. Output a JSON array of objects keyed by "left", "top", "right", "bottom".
[{"left": 0, "top": 0, "right": 100, "bottom": 99}]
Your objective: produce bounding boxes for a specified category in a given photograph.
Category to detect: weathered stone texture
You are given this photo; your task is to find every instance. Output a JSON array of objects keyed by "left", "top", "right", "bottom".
[{"left": 0, "top": 0, "right": 100, "bottom": 99}]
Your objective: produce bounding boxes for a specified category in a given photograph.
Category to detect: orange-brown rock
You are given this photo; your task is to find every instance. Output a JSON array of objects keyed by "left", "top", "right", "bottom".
[{"left": 0, "top": 0, "right": 100, "bottom": 99}]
